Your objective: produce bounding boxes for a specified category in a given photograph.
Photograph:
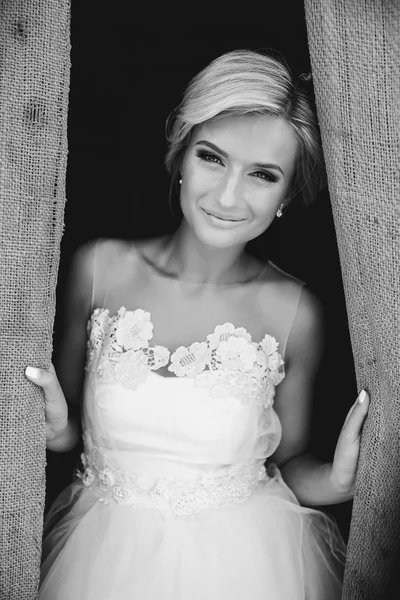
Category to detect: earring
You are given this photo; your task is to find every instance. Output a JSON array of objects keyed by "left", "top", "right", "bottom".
[
  {"left": 276, "top": 204, "right": 284, "bottom": 218},
  {"left": 179, "top": 178, "right": 182, "bottom": 185}
]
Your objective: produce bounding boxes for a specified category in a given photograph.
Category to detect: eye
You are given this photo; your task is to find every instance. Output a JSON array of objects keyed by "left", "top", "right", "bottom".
[
  {"left": 251, "top": 171, "right": 278, "bottom": 184},
  {"left": 196, "top": 150, "right": 224, "bottom": 165}
]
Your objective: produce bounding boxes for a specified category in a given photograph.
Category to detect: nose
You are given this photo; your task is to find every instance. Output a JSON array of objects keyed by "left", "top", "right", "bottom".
[{"left": 214, "top": 172, "right": 241, "bottom": 211}]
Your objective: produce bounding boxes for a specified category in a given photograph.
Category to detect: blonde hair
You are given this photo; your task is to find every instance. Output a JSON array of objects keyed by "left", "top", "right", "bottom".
[{"left": 165, "top": 49, "right": 325, "bottom": 206}]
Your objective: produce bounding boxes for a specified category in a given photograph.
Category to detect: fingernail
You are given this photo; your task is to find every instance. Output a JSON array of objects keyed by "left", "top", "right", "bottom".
[
  {"left": 25, "top": 366, "right": 40, "bottom": 379},
  {"left": 358, "top": 389, "right": 367, "bottom": 404}
]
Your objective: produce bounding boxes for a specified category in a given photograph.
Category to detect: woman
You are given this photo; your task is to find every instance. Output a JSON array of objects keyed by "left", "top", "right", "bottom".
[{"left": 28, "top": 49, "right": 369, "bottom": 599}]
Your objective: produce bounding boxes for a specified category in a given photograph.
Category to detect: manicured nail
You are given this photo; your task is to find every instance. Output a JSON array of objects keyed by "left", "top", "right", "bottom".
[
  {"left": 358, "top": 389, "right": 366, "bottom": 404},
  {"left": 25, "top": 366, "right": 40, "bottom": 379}
]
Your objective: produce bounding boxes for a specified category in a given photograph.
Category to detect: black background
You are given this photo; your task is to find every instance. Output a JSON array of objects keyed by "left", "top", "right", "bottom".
[{"left": 47, "top": 2, "right": 357, "bottom": 540}]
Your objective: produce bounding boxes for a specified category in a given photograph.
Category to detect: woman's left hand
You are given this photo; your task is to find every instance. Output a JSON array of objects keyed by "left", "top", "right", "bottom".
[{"left": 330, "top": 389, "right": 370, "bottom": 496}]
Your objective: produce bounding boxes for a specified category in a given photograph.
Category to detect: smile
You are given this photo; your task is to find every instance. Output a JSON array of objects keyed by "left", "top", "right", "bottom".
[{"left": 201, "top": 209, "right": 247, "bottom": 228}]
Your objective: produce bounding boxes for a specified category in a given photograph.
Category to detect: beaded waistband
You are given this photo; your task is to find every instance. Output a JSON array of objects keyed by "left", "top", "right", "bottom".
[{"left": 77, "top": 441, "right": 269, "bottom": 517}]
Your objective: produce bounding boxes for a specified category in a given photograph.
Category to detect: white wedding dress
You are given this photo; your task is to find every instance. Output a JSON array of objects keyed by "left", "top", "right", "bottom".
[{"left": 39, "top": 242, "right": 346, "bottom": 599}]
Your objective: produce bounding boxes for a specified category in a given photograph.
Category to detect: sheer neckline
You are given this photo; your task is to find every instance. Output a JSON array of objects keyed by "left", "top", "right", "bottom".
[
  {"left": 133, "top": 245, "right": 270, "bottom": 288},
  {"left": 89, "top": 306, "right": 281, "bottom": 351}
]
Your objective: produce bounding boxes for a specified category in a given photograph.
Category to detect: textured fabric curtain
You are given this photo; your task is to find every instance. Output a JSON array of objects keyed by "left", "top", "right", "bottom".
[
  {"left": 0, "top": 1, "right": 70, "bottom": 598},
  {"left": 305, "top": 1, "right": 400, "bottom": 597}
]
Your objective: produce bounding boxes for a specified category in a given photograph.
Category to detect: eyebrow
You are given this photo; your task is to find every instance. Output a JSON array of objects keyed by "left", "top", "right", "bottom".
[{"left": 194, "top": 140, "right": 285, "bottom": 176}]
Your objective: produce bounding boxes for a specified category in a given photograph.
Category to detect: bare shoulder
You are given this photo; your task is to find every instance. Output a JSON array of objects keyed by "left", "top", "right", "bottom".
[
  {"left": 67, "top": 238, "right": 127, "bottom": 311},
  {"left": 263, "top": 260, "right": 305, "bottom": 290},
  {"left": 260, "top": 262, "right": 323, "bottom": 359},
  {"left": 257, "top": 261, "right": 306, "bottom": 311},
  {"left": 76, "top": 235, "right": 167, "bottom": 268},
  {"left": 94, "top": 235, "right": 167, "bottom": 263},
  {"left": 264, "top": 262, "right": 321, "bottom": 312},
  {"left": 285, "top": 281, "right": 324, "bottom": 363},
  {"left": 71, "top": 236, "right": 167, "bottom": 305},
  {"left": 64, "top": 239, "right": 99, "bottom": 313},
  {"left": 73, "top": 237, "right": 138, "bottom": 274}
]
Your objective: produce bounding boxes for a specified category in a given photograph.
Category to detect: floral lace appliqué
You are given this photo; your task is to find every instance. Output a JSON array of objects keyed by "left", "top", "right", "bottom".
[
  {"left": 86, "top": 307, "right": 170, "bottom": 389},
  {"left": 193, "top": 323, "right": 284, "bottom": 408},
  {"left": 86, "top": 308, "right": 285, "bottom": 407},
  {"left": 77, "top": 431, "right": 269, "bottom": 517},
  {"left": 169, "top": 342, "right": 211, "bottom": 377}
]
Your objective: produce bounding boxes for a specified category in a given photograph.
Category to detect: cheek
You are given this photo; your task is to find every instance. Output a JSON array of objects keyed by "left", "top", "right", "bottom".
[
  {"left": 248, "top": 187, "right": 284, "bottom": 221},
  {"left": 184, "top": 162, "right": 215, "bottom": 194},
  {"left": 180, "top": 168, "right": 216, "bottom": 214}
]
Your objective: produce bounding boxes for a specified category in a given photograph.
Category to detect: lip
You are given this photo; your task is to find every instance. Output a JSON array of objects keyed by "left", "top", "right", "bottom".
[{"left": 201, "top": 209, "right": 247, "bottom": 228}]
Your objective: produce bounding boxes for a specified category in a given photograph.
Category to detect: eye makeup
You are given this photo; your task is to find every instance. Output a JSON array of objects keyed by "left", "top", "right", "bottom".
[{"left": 195, "top": 148, "right": 279, "bottom": 184}]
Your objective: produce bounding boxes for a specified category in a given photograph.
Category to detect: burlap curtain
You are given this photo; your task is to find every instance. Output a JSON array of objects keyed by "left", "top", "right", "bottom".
[
  {"left": 0, "top": 0, "right": 399, "bottom": 598},
  {"left": 0, "top": 1, "right": 70, "bottom": 598},
  {"left": 305, "top": 1, "right": 400, "bottom": 598}
]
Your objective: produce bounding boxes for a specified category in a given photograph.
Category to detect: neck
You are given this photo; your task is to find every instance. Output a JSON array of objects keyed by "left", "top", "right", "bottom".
[{"left": 161, "top": 222, "right": 250, "bottom": 285}]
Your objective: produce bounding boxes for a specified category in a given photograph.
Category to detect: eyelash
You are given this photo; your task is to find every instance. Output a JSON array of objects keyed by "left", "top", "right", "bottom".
[{"left": 195, "top": 150, "right": 278, "bottom": 184}]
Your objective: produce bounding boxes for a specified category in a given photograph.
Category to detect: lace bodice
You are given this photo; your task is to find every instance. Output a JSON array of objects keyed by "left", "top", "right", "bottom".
[{"left": 85, "top": 306, "right": 285, "bottom": 409}]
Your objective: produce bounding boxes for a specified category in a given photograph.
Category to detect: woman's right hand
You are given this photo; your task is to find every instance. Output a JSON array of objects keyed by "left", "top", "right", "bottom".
[{"left": 25, "top": 363, "right": 69, "bottom": 442}]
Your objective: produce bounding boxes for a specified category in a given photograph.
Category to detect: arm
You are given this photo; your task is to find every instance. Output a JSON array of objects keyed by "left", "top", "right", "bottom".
[
  {"left": 270, "top": 287, "right": 368, "bottom": 506},
  {"left": 26, "top": 239, "right": 99, "bottom": 452}
]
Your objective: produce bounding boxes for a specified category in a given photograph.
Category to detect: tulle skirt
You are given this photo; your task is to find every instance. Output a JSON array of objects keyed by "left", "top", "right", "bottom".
[{"left": 39, "top": 466, "right": 346, "bottom": 600}]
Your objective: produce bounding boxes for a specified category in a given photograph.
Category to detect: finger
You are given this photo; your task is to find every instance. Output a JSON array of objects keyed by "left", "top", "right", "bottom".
[
  {"left": 342, "top": 390, "right": 370, "bottom": 442},
  {"left": 25, "top": 366, "right": 62, "bottom": 403},
  {"left": 343, "top": 390, "right": 369, "bottom": 428}
]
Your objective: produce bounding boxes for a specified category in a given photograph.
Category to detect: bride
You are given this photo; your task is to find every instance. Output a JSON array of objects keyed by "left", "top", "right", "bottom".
[{"left": 27, "top": 49, "right": 368, "bottom": 599}]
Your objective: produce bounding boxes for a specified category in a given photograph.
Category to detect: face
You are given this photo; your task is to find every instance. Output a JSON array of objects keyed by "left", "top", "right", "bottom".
[{"left": 179, "top": 114, "right": 298, "bottom": 248}]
